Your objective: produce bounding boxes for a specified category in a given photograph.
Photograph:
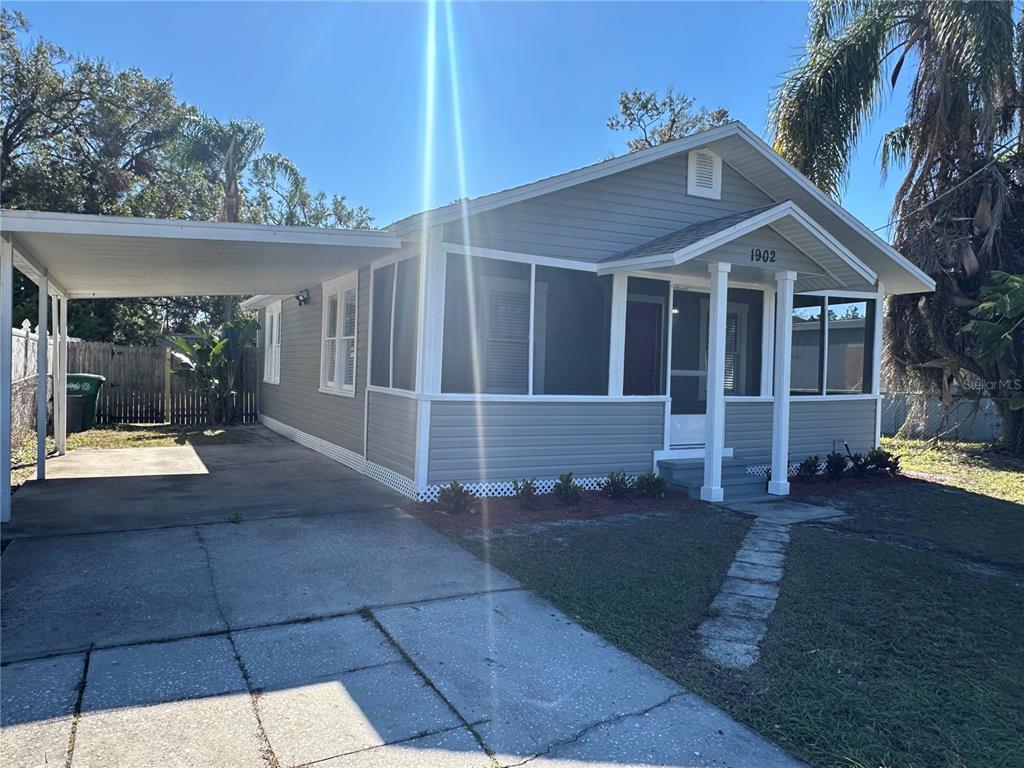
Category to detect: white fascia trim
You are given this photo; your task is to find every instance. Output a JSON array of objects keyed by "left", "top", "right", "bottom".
[
  {"left": 241, "top": 293, "right": 290, "bottom": 310},
  {"left": 731, "top": 123, "right": 935, "bottom": 294},
  {"left": 389, "top": 123, "right": 747, "bottom": 235},
  {"left": 1, "top": 209, "right": 403, "bottom": 249},
  {"left": 9, "top": 234, "right": 69, "bottom": 298},
  {"left": 597, "top": 201, "right": 877, "bottom": 288},
  {"left": 440, "top": 242, "right": 598, "bottom": 273}
]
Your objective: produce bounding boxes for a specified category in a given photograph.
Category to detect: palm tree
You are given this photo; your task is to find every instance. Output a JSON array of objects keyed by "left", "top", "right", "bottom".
[
  {"left": 181, "top": 114, "right": 265, "bottom": 223},
  {"left": 771, "top": 1, "right": 1023, "bottom": 452}
]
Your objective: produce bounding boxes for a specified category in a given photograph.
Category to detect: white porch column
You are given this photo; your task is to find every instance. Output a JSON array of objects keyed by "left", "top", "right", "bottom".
[
  {"left": 36, "top": 272, "right": 48, "bottom": 481},
  {"left": 414, "top": 226, "right": 445, "bottom": 494},
  {"left": 607, "top": 273, "right": 628, "bottom": 397},
  {"left": 769, "top": 270, "right": 797, "bottom": 495},
  {"left": 1, "top": 235, "right": 13, "bottom": 522},
  {"left": 56, "top": 296, "right": 69, "bottom": 454},
  {"left": 51, "top": 294, "right": 61, "bottom": 455},
  {"left": 701, "top": 262, "right": 730, "bottom": 502}
]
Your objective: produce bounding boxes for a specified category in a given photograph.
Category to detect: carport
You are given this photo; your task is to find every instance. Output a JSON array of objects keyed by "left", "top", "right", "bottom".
[{"left": 0, "top": 209, "right": 403, "bottom": 522}]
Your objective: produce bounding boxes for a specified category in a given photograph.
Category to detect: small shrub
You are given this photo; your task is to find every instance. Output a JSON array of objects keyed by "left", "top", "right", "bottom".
[
  {"left": 437, "top": 480, "right": 476, "bottom": 514},
  {"left": 846, "top": 451, "right": 870, "bottom": 477},
  {"left": 511, "top": 478, "right": 538, "bottom": 510},
  {"left": 601, "top": 470, "right": 632, "bottom": 500},
  {"left": 794, "top": 455, "right": 820, "bottom": 481},
  {"left": 867, "top": 447, "right": 901, "bottom": 476},
  {"left": 884, "top": 453, "right": 902, "bottom": 477},
  {"left": 824, "top": 451, "right": 848, "bottom": 480},
  {"left": 552, "top": 472, "right": 583, "bottom": 506},
  {"left": 634, "top": 471, "right": 667, "bottom": 498}
]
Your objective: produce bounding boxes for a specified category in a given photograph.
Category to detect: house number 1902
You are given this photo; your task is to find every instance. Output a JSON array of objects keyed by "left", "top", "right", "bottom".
[{"left": 750, "top": 248, "right": 777, "bottom": 263}]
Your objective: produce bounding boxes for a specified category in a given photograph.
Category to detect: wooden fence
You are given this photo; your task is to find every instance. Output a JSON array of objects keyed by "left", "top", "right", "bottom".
[{"left": 67, "top": 342, "right": 260, "bottom": 426}]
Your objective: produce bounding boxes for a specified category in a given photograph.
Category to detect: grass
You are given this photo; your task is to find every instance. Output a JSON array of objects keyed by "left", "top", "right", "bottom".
[
  {"left": 10, "top": 423, "right": 260, "bottom": 485},
  {"left": 453, "top": 507, "right": 750, "bottom": 671},
  {"left": 451, "top": 455, "right": 1024, "bottom": 768},
  {"left": 882, "top": 436, "right": 1024, "bottom": 504}
]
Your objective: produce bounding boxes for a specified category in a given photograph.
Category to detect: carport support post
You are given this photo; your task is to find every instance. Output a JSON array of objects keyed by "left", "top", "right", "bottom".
[
  {"left": 700, "top": 261, "right": 730, "bottom": 503},
  {"left": 769, "top": 271, "right": 797, "bottom": 496},
  {"left": 1, "top": 235, "right": 13, "bottom": 522},
  {"left": 58, "top": 296, "right": 68, "bottom": 454},
  {"left": 36, "top": 272, "right": 48, "bottom": 481}
]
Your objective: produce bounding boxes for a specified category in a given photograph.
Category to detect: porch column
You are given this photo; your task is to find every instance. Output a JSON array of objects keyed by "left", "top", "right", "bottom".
[
  {"left": 701, "top": 262, "right": 730, "bottom": 502},
  {"left": 51, "top": 294, "right": 61, "bottom": 455},
  {"left": 36, "top": 272, "right": 48, "bottom": 481},
  {"left": 413, "top": 226, "right": 445, "bottom": 495},
  {"left": 769, "top": 270, "right": 797, "bottom": 495},
  {"left": 57, "top": 296, "right": 69, "bottom": 454},
  {"left": 607, "top": 273, "right": 628, "bottom": 397},
  {"left": 1, "top": 235, "right": 13, "bottom": 522}
]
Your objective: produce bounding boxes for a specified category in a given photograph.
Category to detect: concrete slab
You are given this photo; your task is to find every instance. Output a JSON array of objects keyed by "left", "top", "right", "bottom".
[
  {"left": 710, "top": 592, "right": 777, "bottom": 621},
  {"left": 0, "top": 654, "right": 83, "bottom": 768},
  {"left": 198, "top": 512, "right": 518, "bottom": 628},
  {"left": 234, "top": 615, "right": 400, "bottom": 690},
  {"left": 718, "top": 577, "right": 780, "bottom": 601},
  {"left": 73, "top": 692, "right": 264, "bottom": 768},
  {"left": 700, "top": 638, "right": 761, "bottom": 671},
  {"left": 698, "top": 615, "right": 767, "bottom": 645},
  {"left": 310, "top": 727, "right": 491, "bottom": 768},
  {"left": 735, "top": 548, "right": 786, "bottom": 568},
  {"left": 374, "top": 590, "right": 683, "bottom": 758},
  {"left": 521, "top": 692, "right": 802, "bottom": 767},
  {"left": 74, "top": 635, "right": 261, "bottom": 768},
  {"left": 5, "top": 430, "right": 402, "bottom": 538},
  {"left": 0, "top": 528, "right": 226, "bottom": 662},
  {"left": 256, "top": 662, "right": 462, "bottom": 766},
  {"left": 83, "top": 636, "right": 246, "bottom": 712},
  {"left": 727, "top": 561, "right": 784, "bottom": 583},
  {"left": 740, "top": 533, "right": 787, "bottom": 554},
  {"left": 727, "top": 500, "right": 844, "bottom": 525}
]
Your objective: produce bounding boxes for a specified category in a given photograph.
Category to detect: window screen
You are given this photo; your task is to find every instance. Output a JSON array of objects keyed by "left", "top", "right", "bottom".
[
  {"left": 791, "top": 296, "right": 823, "bottom": 395},
  {"left": 392, "top": 258, "right": 420, "bottom": 391},
  {"left": 624, "top": 277, "right": 670, "bottom": 396},
  {"left": 826, "top": 298, "right": 874, "bottom": 394},
  {"left": 370, "top": 264, "right": 394, "bottom": 387},
  {"left": 533, "top": 267, "right": 612, "bottom": 395},
  {"left": 442, "top": 254, "right": 530, "bottom": 394}
]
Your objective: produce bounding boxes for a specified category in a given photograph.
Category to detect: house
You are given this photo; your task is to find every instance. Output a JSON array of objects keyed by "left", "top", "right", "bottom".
[{"left": 240, "top": 122, "right": 934, "bottom": 503}]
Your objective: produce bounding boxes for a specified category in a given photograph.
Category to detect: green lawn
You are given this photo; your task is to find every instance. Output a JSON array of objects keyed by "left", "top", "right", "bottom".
[
  {"left": 883, "top": 436, "right": 1024, "bottom": 504},
  {"left": 451, "top": 459, "right": 1024, "bottom": 768}
]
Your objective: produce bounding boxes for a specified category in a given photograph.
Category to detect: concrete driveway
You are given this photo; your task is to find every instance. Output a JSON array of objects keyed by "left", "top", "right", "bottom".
[{"left": 1, "top": 433, "right": 801, "bottom": 767}]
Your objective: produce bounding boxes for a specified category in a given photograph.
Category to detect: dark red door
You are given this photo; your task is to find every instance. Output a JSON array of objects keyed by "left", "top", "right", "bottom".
[{"left": 623, "top": 301, "right": 663, "bottom": 395}]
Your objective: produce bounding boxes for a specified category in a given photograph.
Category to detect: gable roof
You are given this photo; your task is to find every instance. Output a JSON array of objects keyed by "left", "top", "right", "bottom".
[
  {"left": 597, "top": 201, "right": 877, "bottom": 293},
  {"left": 599, "top": 204, "right": 780, "bottom": 264},
  {"left": 389, "top": 122, "right": 934, "bottom": 295}
]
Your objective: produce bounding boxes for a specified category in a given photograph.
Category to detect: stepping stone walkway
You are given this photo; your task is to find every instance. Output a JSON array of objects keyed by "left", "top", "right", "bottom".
[{"left": 698, "top": 500, "right": 844, "bottom": 670}]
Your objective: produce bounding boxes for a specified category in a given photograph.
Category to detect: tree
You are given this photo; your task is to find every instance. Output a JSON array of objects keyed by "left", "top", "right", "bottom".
[
  {"left": 180, "top": 114, "right": 265, "bottom": 223},
  {"left": 247, "top": 153, "right": 373, "bottom": 229},
  {"left": 770, "top": 1, "right": 1023, "bottom": 452},
  {"left": 607, "top": 87, "right": 730, "bottom": 153}
]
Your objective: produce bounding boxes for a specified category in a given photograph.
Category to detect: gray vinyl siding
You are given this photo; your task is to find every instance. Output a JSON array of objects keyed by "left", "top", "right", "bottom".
[
  {"left": 443, "top": 155, "right": 771, "bottom": 262},
  {"left": 365, "top": 390, "right": 417, "bottom": 478},
  {"left": 259, "top": 269, "right": 369, "bottom": 455},
  {"left": 725, "top": 398, "right": 878, "bottom": 461},
  {"left": 428, "top": 400, "right": 665, "bottom": 484}
]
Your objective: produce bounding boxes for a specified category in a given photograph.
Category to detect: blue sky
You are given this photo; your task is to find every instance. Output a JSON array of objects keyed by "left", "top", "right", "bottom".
[{"left": 15, "top": 1, "right": 908, "bottom": 233}]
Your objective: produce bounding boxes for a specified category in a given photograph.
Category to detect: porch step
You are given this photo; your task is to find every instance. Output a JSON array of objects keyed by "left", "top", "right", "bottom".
[{"left": 658, "top": 458, "right": 775, "bottom": 504}]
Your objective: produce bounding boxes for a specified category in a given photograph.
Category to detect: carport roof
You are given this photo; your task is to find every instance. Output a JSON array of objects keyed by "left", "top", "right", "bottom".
[{"left": 0, "top": 209, "right": 403, "bottom": 299}]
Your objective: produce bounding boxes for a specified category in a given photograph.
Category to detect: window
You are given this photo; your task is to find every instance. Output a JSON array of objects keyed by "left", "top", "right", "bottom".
[
  {"left": 442, "top": 255, "right": 531, "bottom": 394},
  {"left": 533, "top": 267, "right": 612, "bottom": 395},
  {"left": 790, "top": 295, "right": 875, "bottom": 396},
  {"left": 263, "top": 300, "right": 282, "bottom": 384},
  {"left": 687, "top": 149, "right": 722, "bottom": 200},
  {"left": 370, "top": 258, "right": 420, "bottom": 390},
  {"left": 321, "top": 273, "right": 358, "bottom": 396}
]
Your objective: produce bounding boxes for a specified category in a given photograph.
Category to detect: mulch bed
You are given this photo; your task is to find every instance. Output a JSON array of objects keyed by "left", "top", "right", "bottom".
[
  {"left": 788, "top": 472, "right": 913, "bottom": 497},
  {"left": 405, "top": 489, "right": 702, "bottom": 532}
]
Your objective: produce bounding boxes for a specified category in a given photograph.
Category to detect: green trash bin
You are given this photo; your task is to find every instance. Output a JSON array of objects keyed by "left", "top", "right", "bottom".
[{"left": 66, "top": 373, "right": 105, "bottom": 431}]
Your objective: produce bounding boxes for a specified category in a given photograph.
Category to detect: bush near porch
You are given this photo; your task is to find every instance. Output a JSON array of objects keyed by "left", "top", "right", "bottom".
[{"left": 441, "top": 442, "right": 1024, "bottom": 768}]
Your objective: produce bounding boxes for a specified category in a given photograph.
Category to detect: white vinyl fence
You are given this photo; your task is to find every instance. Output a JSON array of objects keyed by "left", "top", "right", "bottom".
[{"left": 10, "top": 320, "right": 55, "bottom": 454}]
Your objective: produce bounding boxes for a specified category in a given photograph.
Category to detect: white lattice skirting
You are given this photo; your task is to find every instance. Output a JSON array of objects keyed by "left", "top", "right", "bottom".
[
  {"left": 416, "top": 474, "right": 627, "bottom": 504},
  {"left": 259, "top": 415, "right": 418, "bottom": 499}
]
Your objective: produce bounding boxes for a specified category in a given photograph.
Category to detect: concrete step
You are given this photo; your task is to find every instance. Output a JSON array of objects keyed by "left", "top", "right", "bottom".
[{"left": 658, "top": 457, "right": 772, "bottom": 504}]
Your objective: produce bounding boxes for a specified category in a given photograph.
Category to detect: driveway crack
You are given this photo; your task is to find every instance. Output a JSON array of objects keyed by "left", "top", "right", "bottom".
[
  {"left": 192, "top": 526, "right": 281, "bottom": 768},
  {"left": 500, "top": 692, "right": 688, "bottom": 767},
  {"left": 62, "top": 645, "right": 91, "bottom": 768}
]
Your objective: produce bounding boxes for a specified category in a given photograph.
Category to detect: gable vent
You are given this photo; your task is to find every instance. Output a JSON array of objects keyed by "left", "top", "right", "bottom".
[{"left": 687, "top": 149, "right": 722, "bottom": 200}]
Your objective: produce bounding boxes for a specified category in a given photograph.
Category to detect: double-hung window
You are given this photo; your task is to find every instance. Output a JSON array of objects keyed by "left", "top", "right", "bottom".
[
  {"left": 321, "top": 273, "right": 358, "bottom": 396},
  {"left": 263, "top": 300, "right": 282, "bottom": 384}
]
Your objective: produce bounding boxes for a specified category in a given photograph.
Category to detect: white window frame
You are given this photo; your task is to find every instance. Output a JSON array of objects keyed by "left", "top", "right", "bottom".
[
  {"left": 263, "top": 300, "right": 282, "bottom": 385},
  {"left": 320, "top": 272, "right": 358, "bottom": 397},
  {"left": 789, "top": 292, "right": 877, "bottom": 399},
  {"left": 687, "top": 149, "right": 722, "bottom": 200}
]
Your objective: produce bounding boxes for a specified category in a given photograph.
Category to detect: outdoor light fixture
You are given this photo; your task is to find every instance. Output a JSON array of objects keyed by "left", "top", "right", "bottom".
[{"left": 295, "top": 289, "right": 310, "bottom": 306}]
